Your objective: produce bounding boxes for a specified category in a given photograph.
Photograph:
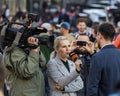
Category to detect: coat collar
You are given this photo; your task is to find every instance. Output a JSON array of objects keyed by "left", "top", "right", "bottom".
[
  {"left": 54, "top": 55, "right": 75, "bottom": 75},
  {"left": 101, "top": 44, "right": 116, "bottom": 50}
]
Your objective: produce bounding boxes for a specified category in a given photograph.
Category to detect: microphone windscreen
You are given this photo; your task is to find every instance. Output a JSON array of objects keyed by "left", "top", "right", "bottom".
[
  {"left": 69, "top": 51, "right": 78, "bottom": 62},
  {"left": 71, "top": 54, "right": 78, "bottom": 62}
]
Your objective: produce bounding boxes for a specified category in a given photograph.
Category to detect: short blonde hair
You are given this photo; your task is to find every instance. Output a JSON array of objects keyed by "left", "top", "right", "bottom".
[{"left": 54, "top": 36, "right": 69, "bottom": 50}]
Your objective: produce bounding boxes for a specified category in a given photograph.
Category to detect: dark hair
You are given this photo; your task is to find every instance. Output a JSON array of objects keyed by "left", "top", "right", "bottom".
[
  {"left": 98, "top": 23, "right": 115, "bottom": 41},
  {"left": 92, "top": 22, "right": 100, "bottom": 35},
  {"left": 51, "top": 22, "right": 57, "bottom": 29},
  {"left": 76, "top": 18, "right": 86, "bottom": 25}
]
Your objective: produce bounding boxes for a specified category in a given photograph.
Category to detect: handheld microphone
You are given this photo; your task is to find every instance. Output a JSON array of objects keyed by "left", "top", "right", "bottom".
[
  {"left": 69, "top": 51, "right": 78, "bottom": 62},
  {"left": 69, "top": 51, "right": 82, "bottom": 68}
]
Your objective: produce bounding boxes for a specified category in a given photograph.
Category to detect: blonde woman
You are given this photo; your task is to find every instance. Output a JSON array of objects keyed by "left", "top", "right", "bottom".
[{"left": 47, "top": 36, "right": 83, "bottom": 96}]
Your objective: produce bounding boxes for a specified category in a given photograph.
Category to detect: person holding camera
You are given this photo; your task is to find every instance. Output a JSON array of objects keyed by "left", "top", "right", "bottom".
[
  {"left": 71, "top": 34, "right": 95, "bottom": 96},
  {"left": 3, "top": 36, "right": 46, "bottom": 96},
  {"left": 47, "top": 36, "right": 83, "bottom": 96}
]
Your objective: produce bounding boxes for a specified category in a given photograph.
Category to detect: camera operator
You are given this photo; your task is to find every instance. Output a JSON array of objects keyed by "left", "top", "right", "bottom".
[
  {"left": 71, "top": 34, "right": 95, "bottom": 96},
  {"left": 3, "top": 36, "right": 46, "bottom": 96}
]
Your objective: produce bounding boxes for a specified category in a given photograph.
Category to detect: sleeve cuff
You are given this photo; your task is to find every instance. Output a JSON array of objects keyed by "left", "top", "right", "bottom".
[{"left": 61, "top": 87, "right": 65, "bottom": 91}]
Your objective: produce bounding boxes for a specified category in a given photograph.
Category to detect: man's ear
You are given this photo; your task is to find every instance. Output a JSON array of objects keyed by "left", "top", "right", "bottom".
[
  {"left": 99, "top": 33, "right": 103, "bottom": 40},
  {"left": 97, "top": 32, "right": 102, "bottom": 40}
]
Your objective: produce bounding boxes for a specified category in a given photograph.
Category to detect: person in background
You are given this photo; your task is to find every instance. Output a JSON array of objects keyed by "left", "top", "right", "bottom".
[
  {"left": 3, "top": 36, "right": 46, "bottom": 96},
  {"left": 50, "top": 22, "right": 61, "bottom": 37},
  {"left": 74, "top": 18, "right": 92, "bottom": 39},
  {"left": 113, "top": 34, "right": 120, "bottom": 50},
  {"left": 57, "top": 21, "right": 75, "bottom": 43},
  {"left": 42, "top": 0, "right": 48, "bottom": 12},
  {"left": 40, "top": 22, "right": 53, "bottom": 35},
  {"left": 47, "top": 36, "right": 83, "bottom": 96},
  {"left": 39, "top": 22, "right": 54, "bottom": 62},
  {"left": 91, "top": 22, "right": 100, "bottom": 51},
  {"left": 41, "top": 7, "right": 53, "bottom": 23},
  {"left": 39, "top": 23, "right": 54, "bottom": 96},
  {"left": 71, "top": 34, "right": 95, "bottom": 96},
  {"left": 1, "top": 2, "right": 10, "bottom": 19},
  {"left": 14, "top": 7, "right": 23, "bottom": 20},
  {"left": 112, "top": 21, "right": 120, "bottom": 50},
  {"left": 87, "top": 22, "right": 120, "bottom": 96},
  {"left": 58, "top": 8, "right": 69, "bottom": 24}
]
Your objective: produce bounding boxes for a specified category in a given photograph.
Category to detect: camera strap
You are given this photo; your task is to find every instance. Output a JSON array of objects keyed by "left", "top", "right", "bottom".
[
  {"left": 0, "top": 25, "right": 7, "bottom": 36},
  {"left": 0, "top": 25, "right": 8, "bottom": 52},
  {"left": 13, "top": 32, "right": 22, "bottom": 45}
]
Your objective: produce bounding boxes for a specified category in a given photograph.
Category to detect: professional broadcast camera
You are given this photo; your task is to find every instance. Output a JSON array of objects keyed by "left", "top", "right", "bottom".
[{"left": 0, "top": 13, "right": 47, "bottom": 51}]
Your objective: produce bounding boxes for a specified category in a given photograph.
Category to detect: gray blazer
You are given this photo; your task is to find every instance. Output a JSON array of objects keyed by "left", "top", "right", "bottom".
[{"left": 47, "top": 55, "right": 83, "bottom": 96}]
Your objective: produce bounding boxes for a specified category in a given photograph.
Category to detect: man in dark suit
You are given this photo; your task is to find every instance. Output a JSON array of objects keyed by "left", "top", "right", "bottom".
[{"left": 87, "top": 22, "right": 120, "bottom": 96}]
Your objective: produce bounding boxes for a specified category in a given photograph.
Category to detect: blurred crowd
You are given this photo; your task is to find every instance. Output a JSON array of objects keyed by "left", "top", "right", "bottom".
[{"left": 0, "top": 1, "right": 120, "bottom": 96}]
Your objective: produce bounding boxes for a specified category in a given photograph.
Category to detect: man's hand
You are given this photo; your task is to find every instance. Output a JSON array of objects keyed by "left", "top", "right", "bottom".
[
  {"left": 85, "top": 41, "right": 95, "bottom": 55},
  {"left": 27, "top": 37, "right": 39, "bottom": 51},
  {"left": 75, "top": 59, "right": 82, "bottom": 72}
]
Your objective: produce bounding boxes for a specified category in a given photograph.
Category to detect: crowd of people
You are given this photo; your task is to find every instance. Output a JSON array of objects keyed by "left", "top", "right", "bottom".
[{"left": 0, "top": 2, "right": 120, "bottom": 96}]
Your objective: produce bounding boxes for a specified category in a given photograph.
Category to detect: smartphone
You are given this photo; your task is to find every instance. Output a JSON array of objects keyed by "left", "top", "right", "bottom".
[{"left": 76, "top": 41, "right": 86, "bottom": 46}]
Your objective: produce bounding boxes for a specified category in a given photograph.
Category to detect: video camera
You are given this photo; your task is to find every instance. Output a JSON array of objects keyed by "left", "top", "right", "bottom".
[
  {"left": 0, "top": 13, "right": 47, "bottom": 50},
  {"left": 69, "top": 41, "right": 90, "bottom": 61},
  {"left": 76, "top": 41, "right": 86, "bottom": 46}
]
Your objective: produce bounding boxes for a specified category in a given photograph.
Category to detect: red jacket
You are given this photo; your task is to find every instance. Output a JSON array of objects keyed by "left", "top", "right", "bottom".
[{"left": 113, "top": 34, "right": 120, "bottom": 50}]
